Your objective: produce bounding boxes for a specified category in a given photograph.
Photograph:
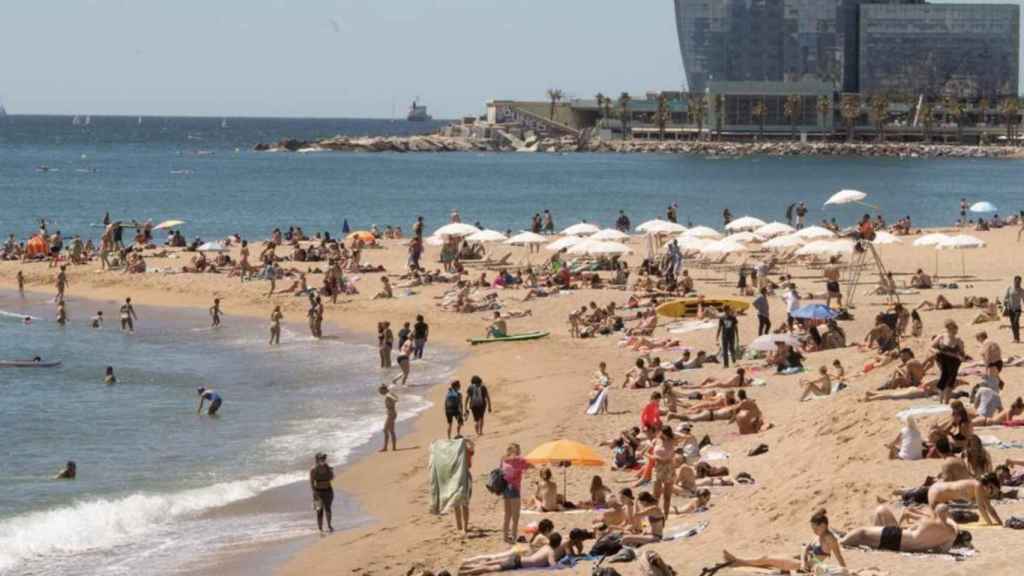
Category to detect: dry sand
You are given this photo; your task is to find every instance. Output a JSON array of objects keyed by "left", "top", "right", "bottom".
[{"left": 4, "top": 225, "right": 1024, "bottom": 576}]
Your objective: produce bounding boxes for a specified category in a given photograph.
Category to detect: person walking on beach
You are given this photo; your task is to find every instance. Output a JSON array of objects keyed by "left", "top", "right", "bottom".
[
  {"left": 392, "top": 336, "right": 413, "bottom": 386},
  {"left": 465, "top": 375, "right": 492, "bottom": 436},
  {"left": 500, "top": 443, "right": 531, "bottom": 544},
  {"left": 717, "top": 307, "right": 739, "bottom": 367},
  {"left": 413, "top": 215, "right": 424, "bottom": 239},
  {"left": 542, "top": 210, "right": 554, "bottom": 234},
  {"left": 269, "top": 305, "right": 283, "bottom": 345},
  {"left": 413, "top": 314, "right": 429, "bottom": 359},
  {"left": 753, "top": 287, "right": 771, "bottom": 335},
  {"left": 379, "top": 384, "right": 398, "bottom": 451},
  {"left": 308, "top": 299, "right": 321, "bottom": 339},
  {"left": 119, "top": 298, "right": 137, "bottom": 333},
  {"left": 16, "top": 270, "right": 24, "bottom": 294},
  {"left": 54, "top": 265, "right": 69, "bottom": 302},
  {"left": 196, "top": 387, "right": 222, "bottom": 415},
  {"left": 445, "top": 380, "right": 464, "bottom": 439},
  {"left": 378, "top": 321, "right": 394, "bottom": 368},
  {"left": 824, "top": 257, "right": 843, "bottom": 309},
  {"left": 1006, "top": 276, "right": 1024, "bottom": 343},
  {"left": 209, "top": 298, "right": 223, "bottom": 328},
  {"left": 960, "top": 198, "right": 968, "bottom": 226},
  {"left": 795, "top": 202, "right": 808, "bottom": 229},
  {"left": 309, "top": 452, "right": 335, "bottom": 534},
  {"left": 239, "top": 240, "right": 252, "bottom": 281},
  {"left": 616, "top": 210, "right": 631, "bottom": 233}
]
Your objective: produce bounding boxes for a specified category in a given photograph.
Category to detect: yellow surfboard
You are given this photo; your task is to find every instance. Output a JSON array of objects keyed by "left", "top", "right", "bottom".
[{"left": 656, "top": 298, "right": 751, "bottom": 318}]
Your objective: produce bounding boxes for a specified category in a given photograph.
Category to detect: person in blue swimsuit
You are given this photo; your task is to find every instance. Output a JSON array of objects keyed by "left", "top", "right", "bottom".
[{"left": 197, "top": 387, "right": 222, "bottom": 415}]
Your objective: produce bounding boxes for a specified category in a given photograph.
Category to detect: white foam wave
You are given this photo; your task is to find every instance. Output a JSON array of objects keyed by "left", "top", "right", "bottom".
[
  {"left": 0, "top": 472, "right": 301, "bottom": 574},
  {"left": 0, "top": 310, "right": 39, "bottom": 321}
]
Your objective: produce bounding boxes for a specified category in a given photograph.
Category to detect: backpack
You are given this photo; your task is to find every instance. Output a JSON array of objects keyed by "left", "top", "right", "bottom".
[
  {"left": 468, "top": 384, "right": 487, "bottom": 409},
  {"left": 590, "top": 532, "right": 623, "bottom": 557},
  {"left": 486, "top": 467, "right": 507, "bottom": 495},
  {"left": 444, "top": 390, "right": 461, "bottom": 414}
]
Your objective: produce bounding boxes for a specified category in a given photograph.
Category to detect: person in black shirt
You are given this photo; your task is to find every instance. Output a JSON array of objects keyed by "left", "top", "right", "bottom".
[
  {"left": 717, "top": 309, "right": 739, "bottom": 367},
  {"left": 413, "top": 314, "right": 429, "bottom": 359}
]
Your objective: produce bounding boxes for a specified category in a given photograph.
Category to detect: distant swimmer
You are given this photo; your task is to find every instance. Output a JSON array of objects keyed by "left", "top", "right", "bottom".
[
  {"left": 54, "top": 461, "right": 76, "bottom": 480},
  {"left": 196, "top": 387, "right": 222, "bottom": 415},
  {"left": 120, "top": 298, "right": 137, "bottom": 333},
  {"left": 210, "top": 298, "right": 222, "bottom": 328},
  {"left": 23, "top": 316, "right": 31, "bottom": 326},
  {"left": 104, "top": 366, "right": 116, "bottom": 384},
  {"left": 91, "top": 311, "right": 103, "bottom": 328},
  {"left": 56, "top": 301, "right": 68, "bottom": 326},
  {"left": 269, "top": 305, "right": 283, "bottom": 345}
]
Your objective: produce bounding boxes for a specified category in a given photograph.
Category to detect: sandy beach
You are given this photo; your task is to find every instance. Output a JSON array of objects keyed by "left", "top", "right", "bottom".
[{"left": 5, "top": 223, "right": 1024, "bottom": 576}]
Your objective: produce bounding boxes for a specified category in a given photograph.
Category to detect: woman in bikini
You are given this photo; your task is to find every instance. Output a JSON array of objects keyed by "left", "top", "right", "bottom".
[
  {"left": 693, "top": 367, "right": 748, "bottom": 390},
  {"left": 650, "top": 425, "right": 677, "bottom": 519},
  {"left": 620, "top": 492, "right": 666, "bottom": 547},
  {"left": 391, "top": 337, "right": 414, "bottom": 386},
  {"left": 932, "top": 320, "right": 966, "bottom": 404},
  {"left": 723, "top": 509, "right": 845, "bottom": 573},
  {"left": 269, "top": 305, "right": 283, "bottom": 345}
]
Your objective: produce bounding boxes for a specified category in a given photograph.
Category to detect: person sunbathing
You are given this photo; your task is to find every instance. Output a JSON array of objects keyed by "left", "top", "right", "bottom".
[
  {"left": 372, "top": 277, "right": 393, "bottom": 299},
  {"left": 799, "top": 366, "right": 833, "bottom": 401},
  {"left": 622, "top": 358, "right": 650, "bottom": 389},
  {"left": 841, "top": 504, "right": 958, "bottom": 553},
  {"left": 669, "top": 350, "right": 708, "bottom": 371},
  {"left": 672, "top": 489, "right": 711, "bottom": 515},
  {"left": 669, "top": 390, "right": 736, "bottom": 420},
  {"left": 927, "top": 474, "right": 1003, "bottom": 526},
  {"left": 458, "top": 532, "right": 565, "bottom": 575},
  {"left": 910, "top": 269, "right": 933, "bottom": 289},
  {"left": 627, "top": 311, "right": 658, "bottom": 337},
  {"left": 973, "top": 397, "right": 1024, "bottom": 426},
  {"left": 619, "top": 492, "right": 665, "bottom": 547},
  {"left": 864, "top": 378, "right": 937, "bottom": 402},
  {"left": 732, "top": 391, "right": 764, "bottom": 434},
  {"left": 693, "top": 368, "right": 748, "bottom": 390},
  {"left": 531, "top": 467, "right": 566, "bottom": 512},
  {"left": 596, "top": 489, "right": 635, "bottom": 529},
  {"left": 723, "top": 509, "right": 845, "bottom": 573},
  {"left": 878, "top": 348, "right": 926, "bottom": 391},
  {"left": 916, "top": 294, "right": 954, "bottom": 311}
]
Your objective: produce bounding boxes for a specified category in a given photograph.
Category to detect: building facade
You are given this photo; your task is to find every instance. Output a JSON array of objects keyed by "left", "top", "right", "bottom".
[{"left": 858, "top": 4, "right": 1020, "bottom": 99}]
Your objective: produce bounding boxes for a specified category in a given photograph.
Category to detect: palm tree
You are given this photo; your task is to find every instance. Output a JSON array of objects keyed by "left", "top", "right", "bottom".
[
  {"left": 869, "top": 94, "right": 889, "bottom": 143},
  {"left": 712, "top": 94, "right": 724, "bottom": 140},
  {"left": 949, "top": 99, "right": 965, "bottom": 143},
  {"left": 783, "top": 95, "right": 800, "bottom": 140},
  {"left": 654, "top": 94, "right": 671, "bottom": 140},
  {"left": 751, "top": 99, "right": 767, "bottom": 138},
  {"left": 688, "top": 94, "right": 706, "bottom": 140},
  {"left": 919, "top": 100, "right": 934, "bottom": 144},
  {"left": 817, "top": 95, "right": 831, "bottom": 137},
  {"left": 603, "top": 97, "right": 613, "bottom": 123},
  {"left": 595, "top": 92, "right": 606, "bottom": 123},
  {"left": 618, "top": 92, "right": 632, "bottom": 139},
  {"left": 840, "top": 94, "right": 860, "bottom": 143},
  {"left": 546, "top": 89, "right": 564, "bottom": 121},
  {"left": 1001, "top": 97, "right": 1020, "bottom": 144}
]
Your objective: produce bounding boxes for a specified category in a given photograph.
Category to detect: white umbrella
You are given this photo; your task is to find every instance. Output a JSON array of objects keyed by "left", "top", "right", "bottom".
[
  {"left": 590, "top": 228, "right": 631, "bottom": 241},
  {"left": 969, "top": 201, "right": 998, "bottom": 214},
  {"left": 871, "top": 231, "right": 902, "bottom": 246},
  {"left": 754, "top": 221, "right": 796, "bottom": 238},
  {"left": 673, "top": 235, "right": 713, "bottom": 253},
  {"left": 466, "top": 229, "right": 507, "bottom": 243},
  {"left": 699, "top": 240, "right": 748, "bottom": 256},
  {"left": 545, "top": 236, "right": 583, "bottom": 252},
  {"left": 795, "top": 240, "right": 851, "bottom": 257},
  {"left": 683, "top": 226, "right": 723, "bottom": 239},
  {"left": 424, "top": 235, "right": 445, "bottom": 247},
  {"left": 636, "top": 219, "right": 685, "bottom": 234},
  {"left": 504, "top": 231, "right": 547, "bottom": 245},
  {"left": 433, "top": 223, "right": 481, "bottom": 238},
  {"left": 749, "top": 333, "right": 802, "bottom": 352},
  {"left": 912, "top": 233, "right": 950, "bottom": 247},
  {"left": 724, "top": 216, "right": 767, "bottom": 231},
  {"left": 197, "top": 241, "right": 226, "bottom": 253},
  {"left": 153, "top": 219, "right": 186, "bottom": 231},
  {"left": 794, "top": 226, "right": 835, "bottom": 240},
  {"left": 567, "top": 239, "right": 632, "bottom": 256},
  {"left": 824, "top": 189, "right": 871, "bottom": 207},
  {"left": 936, "top": 234, "right": 985, "bottom": 277},
  {"left": 561, "top": 222, "right": 600, "bottom": 237},
  {"left": 725, "top": 231, "right": 764, "bottom": 244},
  {"left": 762, "top": 234, "right": 805, "bottom": 250}
]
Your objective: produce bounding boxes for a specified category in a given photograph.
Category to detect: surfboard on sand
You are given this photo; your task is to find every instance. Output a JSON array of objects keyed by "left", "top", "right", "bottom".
[
  {"left": 467, "top": 331, "right": 549, "bottom": 345},
  {"left": 656, "top": 298, "right": 750, "bottom": 318}
]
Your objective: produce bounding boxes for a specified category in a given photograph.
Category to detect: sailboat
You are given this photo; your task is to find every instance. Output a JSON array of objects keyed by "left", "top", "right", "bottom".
[
  {"left": 138, "top": 116, "right": 143, "bottom": 125},
  {"left": 220, "top": 117, "right": 228, "bottom": 129}
]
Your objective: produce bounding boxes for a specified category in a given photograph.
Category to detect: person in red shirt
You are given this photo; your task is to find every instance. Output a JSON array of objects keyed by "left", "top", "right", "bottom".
[{"left": 641, "top": 391, "right": 663, "bottom": 430}]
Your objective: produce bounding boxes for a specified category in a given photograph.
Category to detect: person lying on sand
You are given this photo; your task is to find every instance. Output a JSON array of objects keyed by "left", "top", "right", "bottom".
[
  {"left": 668, "top": 390, "right": 737, "bottom": 421},
  {"left": 722, "top": 509, "right": 845, "bottom": 573},
  {"left": 973, "top": 397, "right": 1024, "bottom": 426},
  {"left": 841, "top": 503, "right": 959, "bottom": 553},
  {"left": 458, "top": 532, "right": 564, "bottom": 575},
  {"left": 691, "top": 368, "right": 748, "bottom": 390},
  {"left": 863, "top": 378, "right": 937, "bottom": 402}
]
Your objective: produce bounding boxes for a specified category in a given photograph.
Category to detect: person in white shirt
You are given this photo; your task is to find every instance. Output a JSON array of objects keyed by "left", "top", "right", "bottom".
[{"left": 783, "top": 284, "right": 801, "bottom": 330}]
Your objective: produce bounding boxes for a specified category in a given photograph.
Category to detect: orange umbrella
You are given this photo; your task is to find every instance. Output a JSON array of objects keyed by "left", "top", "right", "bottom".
[
  {"left": 525, "top": 439, "right": 605, "bottom": 498},
  {"left": 346, "top": 231, "right": 376, "bottom": 244}
]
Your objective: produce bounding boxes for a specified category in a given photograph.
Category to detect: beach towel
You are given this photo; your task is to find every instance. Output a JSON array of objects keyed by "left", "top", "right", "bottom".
[
  {"left": 587, "top": 388, "right": 609, "bottom": 416},
  {"left": 428, "top": 438, "right": 470, "bottom": 515},
  {"left": 896, "top": 404, "right": 951, "bottom": 421},
  {"left": 663, "top": 519, "right": 709, "bottom": 541},
  {"left": 668, "top": 320, "right": 717, "bottom": 335},
  {"left": 996, "top": 441, "right": 1024, "bottom": 450},
  {"left": 978, "top": 435, "right": 1001, "bottom": 447},
  {"left": 699, "top": 446, "right": 730, "bottom": 462}
]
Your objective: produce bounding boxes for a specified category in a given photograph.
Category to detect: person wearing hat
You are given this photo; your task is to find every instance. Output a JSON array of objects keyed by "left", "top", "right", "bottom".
[
  {"left": 196, "top": 387, "right": 222, "bottom": 415},
  {"left": 309, "top": 453, "right": 335, "bottom": 533}
]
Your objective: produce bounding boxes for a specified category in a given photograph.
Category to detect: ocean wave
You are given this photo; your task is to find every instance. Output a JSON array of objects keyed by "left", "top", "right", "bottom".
[
  {"left": 0, "top": 310, "right": 39, "bottom": 322},
  {"left": 0, "top": 472, "right": 302, "bottom": 574}
]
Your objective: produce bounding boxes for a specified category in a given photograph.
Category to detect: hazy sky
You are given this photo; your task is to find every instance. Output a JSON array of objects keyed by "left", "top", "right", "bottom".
[{"left": 1, "top": 0, "right": 1020, "bottom": 118}]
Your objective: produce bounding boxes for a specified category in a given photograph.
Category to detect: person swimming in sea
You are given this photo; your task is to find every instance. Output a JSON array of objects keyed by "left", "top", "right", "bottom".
[
  {"left": 196, "top": 387, "right": 222, "bottom": 415},
  {"left": 54, "top": 460, "right": 76, "bottom": 480},
  {"left": 91, "top": 310, "right": 103, "bottom": 328},
  {"left": 56, "top": 300, "right": 68, "bottom": 326},
  {"left": 104, "top": 366, "right": 116, "bottom": 384},
  {"left": 209, "top": 298, "right": 222, "bottom": 328}
]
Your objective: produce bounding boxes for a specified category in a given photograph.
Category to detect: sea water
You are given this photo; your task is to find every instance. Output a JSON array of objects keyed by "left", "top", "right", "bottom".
[
  {"left": 1, "top": 116, "right": 1023, "bottom": 243},
  {"left": 0, "top": 291, "right": 450, "bottom": 575}
]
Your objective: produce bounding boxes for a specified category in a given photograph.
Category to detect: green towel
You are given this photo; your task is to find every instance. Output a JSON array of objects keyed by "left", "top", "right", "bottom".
[{"left": 429, "top": 438, "right": 470, "bottom": 514}]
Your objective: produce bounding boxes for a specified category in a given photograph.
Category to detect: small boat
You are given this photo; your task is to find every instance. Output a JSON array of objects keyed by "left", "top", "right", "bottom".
[
  {"left": 138, "top": 116, "right": 143, "bottom": 125},
  {"left": 0, "top": 360, "right": 63, "bottom": 368},
  {"left": 221, "top": 117, "right": 228, "bottom": 129},
  {"left": 656, "top": 298, "right": 751, "bottom": 318},
  {"left": 467, "top": 331, "right": 549, "bottom": 345}
]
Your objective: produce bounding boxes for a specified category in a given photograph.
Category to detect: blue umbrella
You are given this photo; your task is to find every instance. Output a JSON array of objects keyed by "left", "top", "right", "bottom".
[{"left": 790, "top": 304, "right": 839, "bottom": 321}]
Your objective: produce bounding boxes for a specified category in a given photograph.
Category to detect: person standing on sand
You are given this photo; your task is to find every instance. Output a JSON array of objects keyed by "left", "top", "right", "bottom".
[
  {"left": 269, "top": 305, "right": 283, "bottom": 345},
  {"left": 824, "top": 257, "right": 842, "bottom": 309},
  {"left": 444, "top": 381, "right": 464, "bottom": 439},
  {"left": 413, "top": 314, "right": 429, "bottom": 359},
  {"left": 54, "top": 265, "right": 69, "bottom": 302},
  {"left": 309, "top": 453, "right": 335, "bottom": 534},
  {"left": 413, "top": 215, "right": 424, "bottom": 239},
  {"left": 379, "top": 385, "right": 398, "bottom": 451},
  {"left": 1005, "top": 276, "right": 1024, "bottom": 343},
  {"left": 465, "top": 375, "right": 492, "bottom": 436},
  {"left": 209, "top": 298, "right": 222, "bottom": 328},
  {"left": 717, "top": 307, "right": 739, "bottom": 368},
  {"left": 500, "top": 443, "right": 531, "bottom": 544},
  {"left": 753, "top": 287, "right": 771, "bottom": 336},
  {"left": 119, "top": 298, "right": 137, "bottom": 333}
]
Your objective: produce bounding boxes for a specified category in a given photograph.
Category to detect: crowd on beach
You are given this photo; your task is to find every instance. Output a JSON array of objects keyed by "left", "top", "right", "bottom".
[{"left": 9, "top": 196, "right": 1024, "bottom": 576}]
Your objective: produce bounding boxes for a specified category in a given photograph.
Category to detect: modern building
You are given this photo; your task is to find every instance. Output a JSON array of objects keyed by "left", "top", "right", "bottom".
[
  {"left": 858, "top": 3, "right": 1020, "bottom": 99},
  {"left": 706, "top": 80, "right": 834, "bottom": 130},
  {"left": 673, "top": 0, "right": 1017, "bottom": 98}
]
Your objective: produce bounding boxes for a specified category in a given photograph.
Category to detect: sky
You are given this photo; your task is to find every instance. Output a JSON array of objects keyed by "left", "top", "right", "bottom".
[{"left": 1, "top": 0, "right": 1020, "bottom": 118}]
